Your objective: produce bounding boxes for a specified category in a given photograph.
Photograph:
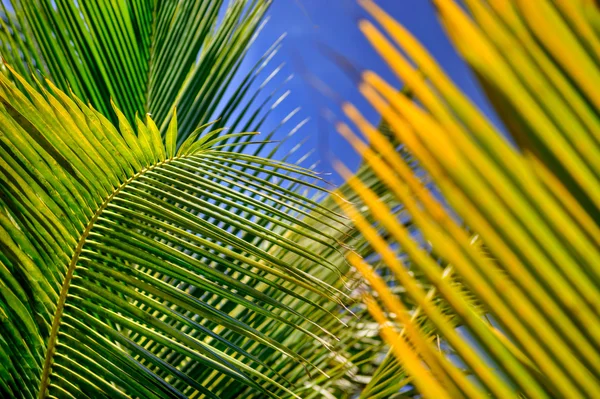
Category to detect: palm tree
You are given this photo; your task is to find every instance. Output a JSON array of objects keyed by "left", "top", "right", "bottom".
[{"left": 2, "top": 0, "right": 600, "bottom": 398}]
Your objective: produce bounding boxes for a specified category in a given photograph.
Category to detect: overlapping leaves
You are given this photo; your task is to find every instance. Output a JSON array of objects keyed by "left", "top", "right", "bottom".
[
  {"left": 338, "top": 1, "right": 600, "bottom": 398},
  {"left": 0, "top": 67, "right": 358, "bottom": 398},
  {"left": 0, "top": 0, "right": 271, "bottom": 141}
]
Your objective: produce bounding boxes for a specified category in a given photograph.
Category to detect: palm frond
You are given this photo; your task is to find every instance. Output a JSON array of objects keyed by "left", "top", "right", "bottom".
[
  {"left": 0, "top": 66, "right": 357, "bottom": 398},
  {"left": 0, "top": 0, "right": 273, "bottom": 142},
  {"left": 337, "top": 0, "right": 600, "bottom": 397}
]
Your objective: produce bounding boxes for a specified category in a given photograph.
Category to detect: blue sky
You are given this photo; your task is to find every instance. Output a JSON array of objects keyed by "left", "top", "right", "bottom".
[{"left": 245, "top": 0, "right": 500, "bottom": 184}]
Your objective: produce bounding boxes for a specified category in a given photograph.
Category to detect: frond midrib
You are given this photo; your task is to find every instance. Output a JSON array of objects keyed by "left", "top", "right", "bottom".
[{"left": 37, "top": 156, "right": 175, "bottom": 399}]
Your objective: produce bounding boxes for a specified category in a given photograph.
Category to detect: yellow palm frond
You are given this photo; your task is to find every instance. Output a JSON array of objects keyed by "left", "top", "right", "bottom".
[{"left": 341, "top": 1, "right": 600, "bottom": 397}]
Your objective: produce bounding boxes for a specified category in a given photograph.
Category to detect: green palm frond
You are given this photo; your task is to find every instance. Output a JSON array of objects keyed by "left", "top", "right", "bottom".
[
  {"left": 0, "top": 1, "right": 395, "bottom": 397},
  {"left": 0, "top": 66, "right": 358, "bottom": 398},
  {"left": 0, "top": 0, "right": 272, "bottom": 142}
]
